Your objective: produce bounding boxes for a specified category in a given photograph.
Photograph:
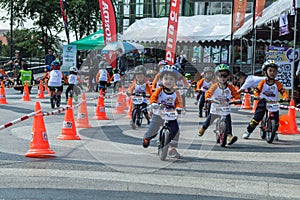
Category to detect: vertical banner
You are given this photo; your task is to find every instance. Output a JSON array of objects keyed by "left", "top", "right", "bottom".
[
  {"left": 279, "top": 12, "right": 290, "bottom": 36},
  {"left": 291, "top": 0, "right": 295, "bottom": 15},
  {"left": 60, "top": 0, "right": 70, "bottom": 44},
  {"left": 232, "top": 0, "right": 247, "bottom": 33},
  {"left": 255, "top": 0, "right": 266, "bottom": 22},
  {"left": 165, "top": 0, "right": 181, "bottom": 65},
  {"left": 98, "top": 0, "right": 117, "bottom": 68}
]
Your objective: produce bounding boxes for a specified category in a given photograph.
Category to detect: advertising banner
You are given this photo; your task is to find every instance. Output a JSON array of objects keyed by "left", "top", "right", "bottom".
[
  {"left": 98, "top": 0, "right": 117, "bottom": 68},
  {"left": 165, "top": 0, "right": 181, "bottom": 65},
  {"left": 60, "top": 0, "right": 70, "bottom": 44},
  {"left": 265, "top": 46, "right": 299, "bottom": 89},
  {"left": 62, "top": 45, "right": 77, "bottom": 71},
  {"left": 232, "top": 0, "right": 247, "bottom": 33},
  {"left": 255, "top": 0, "right": 266, "bottom": 23}
]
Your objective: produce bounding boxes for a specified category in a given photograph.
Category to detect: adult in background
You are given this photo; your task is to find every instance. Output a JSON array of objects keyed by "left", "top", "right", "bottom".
[
  {"left": 116, "top": 48, "right": 128, "bottom": 76},
  {"left": 45, "top": 48, "right": 56, "bottom": 66},
  {"left": 17, "top": 63, "right": 34, "bottom": 94}
]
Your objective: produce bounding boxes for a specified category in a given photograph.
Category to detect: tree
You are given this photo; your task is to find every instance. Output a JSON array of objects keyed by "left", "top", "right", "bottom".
[{"left": 0, "top": 0, "right": 102, "bottom": 56}]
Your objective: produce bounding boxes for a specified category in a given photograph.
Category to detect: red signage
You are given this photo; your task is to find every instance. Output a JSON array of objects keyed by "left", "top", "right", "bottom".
[
  {"left": 232, "top": 0, "right": 247, "bottom": 33},
  {"left": 165, "top": 0, "right": 181, "bottom": 65}
]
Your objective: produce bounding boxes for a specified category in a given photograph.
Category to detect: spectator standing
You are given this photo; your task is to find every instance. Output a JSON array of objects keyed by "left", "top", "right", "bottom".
[
  {"left": 116, "top": 48, "right": 128, "bottom": 76},
  {"left": 45, "top": 48, "right": 56, "bottom": 66}
]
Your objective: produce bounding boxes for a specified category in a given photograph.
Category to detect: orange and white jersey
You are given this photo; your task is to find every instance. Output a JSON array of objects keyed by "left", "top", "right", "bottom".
[
  {"left": 196, "top": 78, "right": 214, "bottom": 92},
  {"left": 205, "top": 83, "right": 240, "bottom": 115},
  {"left": 150, "top": 87, "right": 182, "bottom": 112},
  {"left": 255, "top": 79, "right": 288, "bottom": 102}
]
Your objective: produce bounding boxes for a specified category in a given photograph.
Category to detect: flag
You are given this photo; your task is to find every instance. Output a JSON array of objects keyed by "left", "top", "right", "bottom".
[
  {"left": 291, "top": 0, "right": 295, "bottom": 15},
  {"left": 279, "top": 12, "right": 290, "bottom": 36},
  {"left": 254, "top": 0, "right": 266, "bottom": 24},
  {"left": 60, "top": 0, "right": 70, "bottom": 44},
  {"left": 232, "top": 0, "right": 247, "bottom": 33},
  {"left": 165, "top": 0, "right": 181, "bottom": 65},
  {"left": 98, "top": 0, "right": 117, "bottom": 68}
]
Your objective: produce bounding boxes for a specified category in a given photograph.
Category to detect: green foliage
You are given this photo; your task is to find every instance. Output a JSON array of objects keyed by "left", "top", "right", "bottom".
[{"left": 0, "top": 0, "right": 102, "bottom": 57}]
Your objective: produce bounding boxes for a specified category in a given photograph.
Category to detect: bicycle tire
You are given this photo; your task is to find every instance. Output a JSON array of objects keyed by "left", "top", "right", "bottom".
[
  {"left": 56, "top": 96, "right": 60, "bottom": 107},
  {"left": 159, "top": 128, "right": 170, "bottom": 161},
  {"left": 260, "top": 118, "right": 267, "bottom": 139},
  {"left": 215, "top": 119, "right": 220, "bottom": 143},
  {"left": 219, "top": 120, "right": 227, "bottom": 147},
  {"left": 50, "top": 95, "right": 56, "bottom": 109},
  {"left": 131, "top": 108, "right": 137, "bottom": 130},
  {"left": 205, "top": 103, "right": 211, "bottom": 117},
  {"left": 136, "top": 110, "right": 143, "bottom": 127},
  {"left": 266, "top": 119, "right": 276, "bottom": 144}
]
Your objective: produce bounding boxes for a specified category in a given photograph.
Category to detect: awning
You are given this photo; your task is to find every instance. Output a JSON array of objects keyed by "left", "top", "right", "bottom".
[
  {"left": 121, "top": 14, "right": 232, "bottom": 43},
  {"left": 70, "top": 29, "right": 105, "bottom": 50}
]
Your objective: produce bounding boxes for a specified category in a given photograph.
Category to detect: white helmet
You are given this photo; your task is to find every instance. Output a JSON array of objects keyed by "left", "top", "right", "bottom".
[{"left": 70, "top": 66, "right": 78, "bottom": 73}]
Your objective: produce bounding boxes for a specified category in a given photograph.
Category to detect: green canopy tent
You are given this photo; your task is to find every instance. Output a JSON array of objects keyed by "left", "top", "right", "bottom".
[{"left": 70, "top": 29, "right": 105, "bottom": 50}]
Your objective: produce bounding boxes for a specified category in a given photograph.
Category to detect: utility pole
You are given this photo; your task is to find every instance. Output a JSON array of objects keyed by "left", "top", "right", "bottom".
[{"left": 10, "top": 0, "right": 13, "bottom": 61}]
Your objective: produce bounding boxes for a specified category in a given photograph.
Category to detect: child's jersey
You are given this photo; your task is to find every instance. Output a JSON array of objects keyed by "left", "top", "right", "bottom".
[
  {"left": 205, "top": 83, "right": 240, "bottom": 115},
  {"left": 68, "top": 74, "right": 78, "bottom": 85},
  {"left": 128, "top": 80, "right": 152, "bottom": 96},
  {"left": 254, "top": 79, "right": 288, "bottom": 101},
  {"left": 97, "top": 69, "right": 110, "bottom": 82},
  {"left": 150, "top": 87, "right": 182, "bottom": 111},
  {"left": 48, "top": 70, "right": 62, "bottom": 87},
  {"left": 196, "top": 78, "right": 214, "bottom": 92},
  {"left": 111, "top": 73, "right": 121, "bottom": 83}
]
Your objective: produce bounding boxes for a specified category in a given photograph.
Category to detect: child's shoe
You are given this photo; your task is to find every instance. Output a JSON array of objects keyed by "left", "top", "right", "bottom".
[
  {"left": 227, "top": 135, "right": 238, "bottom": 145},
  {"left": 143, "top": 137, "right": 150, "bottom": 148},
  {"left": 168, "top": 148, "right": 180, "bottom": 159},
  {"left": 198, "top": 127, "right": 205, "bottom": 136},
  {"left": 242, "top": 131, "right": 251, "bottom": 139}
]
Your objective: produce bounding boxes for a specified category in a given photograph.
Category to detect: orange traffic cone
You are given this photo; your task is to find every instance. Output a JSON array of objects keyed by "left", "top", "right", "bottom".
[
  {"left": 25, "top": 102, "right": 55, "bottom": 158},
  {"left": 242, "top": 93, "right": 252, "bottom": 109},
  {"left": 0, "top": 82, "right": 8, "bottom": 104},
  {"left": 93, "top": 90, "right": 109, "bottom": 120},
  {"left": 278, "top": 99, "right": 300, "bottom": 135},
  {"left": 36, "top": 80, "right": 45, "bottom": 99},
  {"left": 57, "top": 97, "right": 80, "bottom": 140},
  {"left": 113, "top": 89, "right": 127, "bottom": 114},
  {"left": 76, "top": 93, "right": 92, "bottom": 128},
  {"left": 251, "top": 99, "right": 259, "bottom": 113},
  {"left": 22, "top": 81, "right": 31, "bottom": 101},
  {"left": 125, "top": 98, "right": 132, "bottom": 119}
]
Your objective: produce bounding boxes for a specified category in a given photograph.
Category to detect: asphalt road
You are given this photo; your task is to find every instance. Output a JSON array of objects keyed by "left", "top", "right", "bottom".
[{"left": 0, "top": 86, "right": 299, "bottom": 200}]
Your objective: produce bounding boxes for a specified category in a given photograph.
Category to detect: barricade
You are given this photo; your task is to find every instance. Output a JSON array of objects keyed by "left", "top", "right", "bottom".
[
  {"left": 278, "top": 99, "right": 300, "bottom": 135},
  {"left": 57, "top": 98, "right": 80, "bottom": 140},
  {"left": 93, "top": 90, "right": 109, "bottom": 120},
  {"left": 241, "top": 93, "right": 251, "bottom": 109},
  {"left": 22, "top": 82, "right": 31, "bottom": 101},
  {"left": 76, "top": 93, "right": 92, "bottom": 127},
  {"left": 36, "top": 80, "right": 45, "bottom": 99},
  {"left": 25, "top": 102, "right": 55, "bottom": 158},
  {"left": 0, "top": 82, "right": 8, "bottom": 104}
]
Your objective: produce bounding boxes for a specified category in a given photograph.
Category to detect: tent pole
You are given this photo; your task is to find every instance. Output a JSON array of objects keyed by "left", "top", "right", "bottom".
[
  {"left": 270, "top": 21, "right": 273, "bottom": 46},
  {"left": 292, "top": 8, "right": 297, "bottom": 100}
]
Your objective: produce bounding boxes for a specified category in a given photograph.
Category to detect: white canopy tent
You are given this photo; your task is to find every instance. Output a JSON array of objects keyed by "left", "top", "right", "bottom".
[{"left": 121, "top": 14, "right": 232, "bottom": 43}]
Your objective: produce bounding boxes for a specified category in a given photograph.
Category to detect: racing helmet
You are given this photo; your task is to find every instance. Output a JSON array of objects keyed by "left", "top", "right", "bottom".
[
  {"left": 134, "top": 65, "right": 146, "bottom": 75},
  {"left": 261, "top": 60, "right": 278, "bottom": 72},
  {"left": 159, "top": 65, "right": 180, "bottom": 79},
  {"left": 214, "top": 64, "right": 230, "bottom": 74},
  {"left": 51, "top": 60, "right": 60, "bottom": 70},
  {"left": 203, "top": 66, "right": 214, "bottom": 73},
  {"left": 45, "top": 65, "right": 52, "bottom": 72},
  {"left": 69, "top": 66, "right": 78, "bottom": 73}
]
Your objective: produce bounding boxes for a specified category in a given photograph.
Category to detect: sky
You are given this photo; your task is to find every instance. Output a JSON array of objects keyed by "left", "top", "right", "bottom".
[{"left": 0, "top": 8, "right": 75, "bottom": 43}]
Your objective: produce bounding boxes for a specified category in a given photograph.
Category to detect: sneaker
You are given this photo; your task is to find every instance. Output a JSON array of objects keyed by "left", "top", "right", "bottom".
[
  {"left": 198, "top": 127, "right": 205, "bottom": 136},
  {"left": 143, "top": 137, "right": 150, "bottom": 148},
  {"left": 194, "top": 101, "right": 198, "bottom": 105},
  {"left": 242, "top": 131, "right": 251, "bottom": 139},
  {"left": 274, "top": 133, "right": 279, "bottom": 141},
  {"left": 227, "top": 135, "right": 238, "bottom": 145},
  {"left": 168, "top": 148, "right": 180, "bottom": 159}
]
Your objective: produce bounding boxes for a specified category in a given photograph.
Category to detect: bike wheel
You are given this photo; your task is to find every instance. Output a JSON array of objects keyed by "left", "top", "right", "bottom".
[
  {"left": 158, "top": 128, "right": 170, "bottom": 161},
  {"left": 259, "top": 118, "right": 267, "bottom": 139},
  {"left": 266, "top": 119, "right": 276, "bottom": 144},
  {"left": 131, "top": 108, "right": 137, "bottom": 130},
  {"left": 219, "top": 120, "right": 227, "bottom": 147},
  {"left": 136, "top": 110, "right": 143, "bottom": 127},
  {"left": 50, "top": 95, "right": 56, "bottom": 109},
  {"left": 56, "top": 95, "right": 61, "bottom": 107}
]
